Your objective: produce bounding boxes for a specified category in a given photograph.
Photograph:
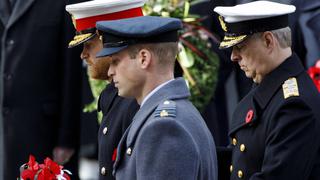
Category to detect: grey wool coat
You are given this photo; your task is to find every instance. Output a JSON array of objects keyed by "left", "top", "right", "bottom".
[{"left": 113, "top": 77, "right": 218, "bottom": 180}]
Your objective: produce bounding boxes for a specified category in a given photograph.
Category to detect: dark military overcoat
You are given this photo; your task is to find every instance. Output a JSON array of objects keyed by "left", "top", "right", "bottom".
[
  {"left": 229, "top": 54, "right": 320, "bottom": 180},
  {"left": 113, "top": 78, "right": 218, "bottom": 180},
  {"left": 98, "top": 83, "right": 139, "bottom": 180}
]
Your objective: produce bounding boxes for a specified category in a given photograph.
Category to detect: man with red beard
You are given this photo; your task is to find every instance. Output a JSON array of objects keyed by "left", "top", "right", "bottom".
[{"left": 65, "top": 0, "right": 145, "bottom": 179}]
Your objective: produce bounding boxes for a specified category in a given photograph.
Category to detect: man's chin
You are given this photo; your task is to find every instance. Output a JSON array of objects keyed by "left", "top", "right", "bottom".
[
  {"left": 117, "top": 91, "right": 131, "bottom": 98},
  {"left": 89, "top": 72, "right": 109, "bottom": 80}
]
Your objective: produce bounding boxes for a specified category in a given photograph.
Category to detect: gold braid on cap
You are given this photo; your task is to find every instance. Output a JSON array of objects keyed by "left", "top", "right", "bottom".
[
  {"left": 218, "top": 16, "right": 227, "bottom": 32},
  {"left": 220, "top": 35, "right": 247, "bottom": 48},
  {"left": 68, "top": 33, "right": 93, "bottom": 47}
]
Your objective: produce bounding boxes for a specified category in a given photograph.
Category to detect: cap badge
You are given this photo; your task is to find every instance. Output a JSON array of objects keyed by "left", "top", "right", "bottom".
[
  {"left": 219, "top": 16, "right": 227, "bottom": 32},
  {"left": 282, "top": 77, "right": 299, "bottom": 99},
  {"left": 245, "top": 109, "right": 254, "bottom": 124}
]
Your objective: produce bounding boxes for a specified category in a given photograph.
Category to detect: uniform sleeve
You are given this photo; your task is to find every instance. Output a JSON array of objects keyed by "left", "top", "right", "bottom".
[
  {"left": 251, "top": 98, "right": 320, "bottom": 180},
  {"left": 135, "top": 119, "right": 200, "bottom": 180}
]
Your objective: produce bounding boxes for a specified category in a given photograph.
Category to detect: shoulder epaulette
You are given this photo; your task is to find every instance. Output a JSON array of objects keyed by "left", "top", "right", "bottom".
[
  {"left": 282, "top": 77, "right": 299, "bottom": 99},
  {"left": 154, "top": 100, "right": 176, "bottom": 118}
]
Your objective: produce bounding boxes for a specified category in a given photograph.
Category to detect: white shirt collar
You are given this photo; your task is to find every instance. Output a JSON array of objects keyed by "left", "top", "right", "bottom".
[{"left": 140, "top": 79, "right": 174, "bottom": 108}]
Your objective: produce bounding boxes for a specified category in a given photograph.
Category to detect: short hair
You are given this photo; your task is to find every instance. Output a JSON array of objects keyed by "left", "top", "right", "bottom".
[
  {"left": 126, "top": 42, "right": 178, "bottom": 67},
  {"left": 251, "top": 27, "right": 292, "bottom": 48},
  {"left": 270, "top": 27, "right": 292, "bottom": 48}
]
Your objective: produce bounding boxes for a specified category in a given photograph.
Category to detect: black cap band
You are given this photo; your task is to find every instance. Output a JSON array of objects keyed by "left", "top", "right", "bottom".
[
  {"left": 101, "top": 30, "right": 179, "bottom": 48},
  {"left": 76, "top": 28, "right": 96, "bottom": 35},
  {"left": 226, "top": 14, "right": 289, "bottom": 36}
]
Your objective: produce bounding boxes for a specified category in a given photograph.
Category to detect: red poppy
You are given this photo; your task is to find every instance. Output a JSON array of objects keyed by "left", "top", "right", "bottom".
[
  {"left": 19, "top": 155, "right": 71, "bottom": 180},
  {"left": 307, "top": 60, "right": 320, "bottom": 92}
]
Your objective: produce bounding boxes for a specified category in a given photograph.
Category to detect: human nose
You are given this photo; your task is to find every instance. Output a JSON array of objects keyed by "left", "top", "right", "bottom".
[
  {"left": 231, "top": 48, "right": 241, "bottom": 62},
  {"left": 108, "top": 64, "right": 115, "bottom": 78},
  {"left": 80, "top": 49, "right": 88, "bottom": 60}
]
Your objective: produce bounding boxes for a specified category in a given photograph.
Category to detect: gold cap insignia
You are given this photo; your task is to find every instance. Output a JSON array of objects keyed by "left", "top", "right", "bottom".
[
  {"left": 219, "top": 16, "right": 227, "bottom": 32},
  {"left": 282, "top": 77, "right": 299, "bottom": 99},
  {"left": 220, "top": 35, "right": 247, "bottom": 48},
  {"left": 68, "top": 33, "right": 94, "bottom": 48}
]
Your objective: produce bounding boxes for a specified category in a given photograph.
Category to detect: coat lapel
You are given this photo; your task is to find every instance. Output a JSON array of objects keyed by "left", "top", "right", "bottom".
[
  {"left": 229, "top": 90, "right": 259, "bottom": 136},
  {"left": 0, "top": 0, "right": 11, "bottom": 25},
  {"left": 7, "top": 0, "right": 36, "bottom": 28}
]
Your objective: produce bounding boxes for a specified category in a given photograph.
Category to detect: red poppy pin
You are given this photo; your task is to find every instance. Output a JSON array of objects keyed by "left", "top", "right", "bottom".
[
  {"left": 112, "top": 148, "right": 118, "bottom": 162},
  {"left": 246, "top": 109, "right": 254, "bottom": 124},
  {"left": 307, "top": 60, "right": 320, "bottom": 92}
]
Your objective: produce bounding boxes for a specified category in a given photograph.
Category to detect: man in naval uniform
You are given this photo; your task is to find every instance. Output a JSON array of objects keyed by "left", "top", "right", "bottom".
[
  {"left": 214, "top": 1, "right": 320, "bottom": 179},
  {"left": 65, "top": 0, "right": 145, "bottom": 179},
  {"left": 95, "top": 16, "right": 218, "bottom": 180}
]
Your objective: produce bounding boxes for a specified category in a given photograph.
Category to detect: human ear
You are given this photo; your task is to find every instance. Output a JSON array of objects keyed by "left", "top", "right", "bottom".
[
  {"left": 138, "top": 49, "right": 152, "bottom": 69},
  {"left": 262, "top": 31, "right": 275, "bottom": 51}
]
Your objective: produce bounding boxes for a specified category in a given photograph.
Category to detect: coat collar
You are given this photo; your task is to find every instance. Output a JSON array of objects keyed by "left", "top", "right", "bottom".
[
  {"left": 113, "top": 77, "right": 190, "bottom": 171},
  {"left": 302, "top": 0, "right": 320, "bottom": 11},
  {"left": 7, "top": 0, "right": 36, "bottom": 28},
  {"left": 0, "top": 0, "right": 11, "bottom": 25},
  {"left": 229, "top": 53, "right": 304, "bottom": 135},
  {"left": 97, "top": 83, "right": 118, "bottom": 114},
  {"left": 253, "top": 53, "right": 304, "bottom": 109}
]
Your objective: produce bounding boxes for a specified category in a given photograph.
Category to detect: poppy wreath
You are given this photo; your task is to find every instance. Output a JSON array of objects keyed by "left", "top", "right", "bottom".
[{"left": 19, "top": 155, "right": 71, "bottom": 180}]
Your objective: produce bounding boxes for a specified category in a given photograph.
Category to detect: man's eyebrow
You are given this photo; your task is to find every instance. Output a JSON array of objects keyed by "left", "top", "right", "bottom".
[{"left": 111, "top": 56, "right": 121, "bottom": 62}]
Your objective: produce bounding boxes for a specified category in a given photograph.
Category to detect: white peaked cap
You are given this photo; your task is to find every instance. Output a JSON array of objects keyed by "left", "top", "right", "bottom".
[
  {"left": 66, "top": 0, "right": 147, "bottom": 19},
  {"left": 214, "top": 0, "right": 296, "bottom": 23}
]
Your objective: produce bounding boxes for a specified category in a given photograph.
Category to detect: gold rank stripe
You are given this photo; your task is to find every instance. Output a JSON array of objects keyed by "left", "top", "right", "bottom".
[
  {"left": 220, "top": 35, "right": 247, "bottom": 48},
  {"left": 68, "top": 33, "right": 94, "bottom": 47},
  {"left": 282, "top": 77, "right": 299, "bottom": 99}
]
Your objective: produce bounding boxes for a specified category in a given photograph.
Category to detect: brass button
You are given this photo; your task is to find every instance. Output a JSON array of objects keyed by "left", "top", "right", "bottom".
[
  {"left": 101, "top": 167, "right": 106, "bottom": 175},
  {"left": 126, "top": 147, "right": 132, "bottom": 155},
  {"left": 230, "top": 165, "right": 233, "bottom": 172},
  {"left": 103, "top": 127, "right": 108, "bottom": 135},
  {"left": 164, "top": 100, "right": 170, "bottom": 104},
  {"left": 238, "top": 170, "right": 243, "bottom": 178},
  {"left": 232, "top": 138, "right": 237, "bottom": 146},
  {"left": 240, "top": 144, "right": 246, "bottom": 152}
]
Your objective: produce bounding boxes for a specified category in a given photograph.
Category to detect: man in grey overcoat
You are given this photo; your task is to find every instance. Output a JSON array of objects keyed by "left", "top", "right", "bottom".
[{"left": 95, "top": 16, "right": 218, "bottom": 180}]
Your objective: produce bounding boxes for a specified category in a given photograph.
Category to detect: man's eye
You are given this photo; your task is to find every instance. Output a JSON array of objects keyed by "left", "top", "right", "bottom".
[
  {"left": 84, "top": 43, "right": 91, "bottom": 49},
  {"left": 235, "top": 43, "right": 244, "bottom": 50},
  {"left": 111, "top": 59, "right": 119, "bottom": 65}
]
